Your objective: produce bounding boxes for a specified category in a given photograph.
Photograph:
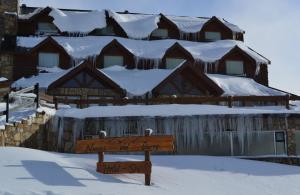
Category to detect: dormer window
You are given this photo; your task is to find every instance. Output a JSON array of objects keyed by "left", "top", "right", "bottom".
[
  {"left": 166, "top": 58, "right": 185, "bottom": 69},
  {"left": 103, "top": 55, "right": 124, "bottom": 68},
  {"left": 151, "top": 29, "right": 168, "bottom": 39},
  {"left": 205, "top": 31, "right": 221, "bottom": 41},
  {"left": 38, "top": 52, "right": 59, "bottom": 68},
  {"left": 37, "top": 22, "right": 58, "bottom": 34},
  {"left": 226, "top": 60, "right": 244, "bottom": 75},
  {"left": 93, "top": 26, "right": 115, "bottom": 36}
]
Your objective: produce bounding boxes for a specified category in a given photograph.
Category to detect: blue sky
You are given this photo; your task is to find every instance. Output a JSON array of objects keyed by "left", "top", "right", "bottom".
[{"left": 21, "top": 0, "right": 300, "bottom": 94}]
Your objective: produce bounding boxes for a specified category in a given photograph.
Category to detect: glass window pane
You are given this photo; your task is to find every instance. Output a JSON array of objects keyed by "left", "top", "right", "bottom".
[
  {"left": 166, "top": 58, "right": 185, "bottom": 69},
  {"left": 37, "top": 22, "right": 58, "bottom": 34},
  {"left": 103, "top": 55, "right": 124, "bottom": 68},
  {"left": 98, "top": 26, "right": 115, "bottom": 36},
  {"left": 240, "top": 131, "right": 275, "bottom": 156},
  {"left": 38, "top": 52, "right": 59, "bottom": 68},
  {"left": 226, "top": 60, "right": 244, "bottom": 75},
  {"left": 205, "top": 31, "right": 221, "bottom": 41},
  {"left": 152, "top": 29, "right": 168, "bottom": 38}
]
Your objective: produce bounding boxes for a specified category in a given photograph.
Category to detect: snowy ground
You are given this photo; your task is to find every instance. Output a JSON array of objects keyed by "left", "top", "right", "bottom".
[{"left": 1, "top": 147, "right": 300, "bottom": 195}]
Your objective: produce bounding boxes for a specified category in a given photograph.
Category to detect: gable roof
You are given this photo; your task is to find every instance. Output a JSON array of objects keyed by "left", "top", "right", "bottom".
[
  {"left": 47, "top": 61, "right": 124, "bottom": 95},
  {"left": 163, "top": 42, "right": 195, "bottom": 61},
  {"left": 152, "top": 61, "right": 224, "bottom": 96},
  {"left": 99, "top": 39, "right": 134, "bottom": 57},
  {"left": 19, "top": 36, "right": 270, "bottom": 65},
  {"left": 29, "top": 36, "right": 70, "bottom": 58}
]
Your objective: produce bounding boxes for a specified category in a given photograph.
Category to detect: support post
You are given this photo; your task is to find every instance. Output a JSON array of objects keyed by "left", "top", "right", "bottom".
[
  {"left": 34, "top": 83, "right": 39, "bottom": 109},
  {"left": 228, "top": 96, "right": 233, "bottom": 108},
  {"left": 286, "top": 129, "right": 296, "bottom": 156},
  {"left": 285, "top": 94, "right": 290, "bottom": 110},
  {"left": 144, "top": 129, "right": 152, "bottom": 186},
  {"left": 5, "top": 93, "right": 9, "bottom": 123},
  {"left": 54, "top": 97, "right": 58, "bottom": 110},
  {"left": 97, "top": 131, "right": 106, "bottom": 171}
]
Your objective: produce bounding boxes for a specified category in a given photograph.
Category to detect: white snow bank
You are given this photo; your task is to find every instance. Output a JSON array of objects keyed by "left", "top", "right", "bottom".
[
  {"left": 49, "top": 8, "right": 107, "bottom": 33},
  {"left": 165, "top": 15, "right": 208, "bottom": 33},
  {"left": 17, "top": 36, "right": 47, "bottom": 48},
  {"left": 1, "top": 147, "right": 300, "bottom": 195},
  {"left": 17, "top": 36, "right": 269, "bottom": 64},
  {"left": 108, "top": 11, "right": 160, "bottom": 39},
  {"left": 207, "top": 74, "right": 286, "bottom": 96},
  {"left": 102, "top": 65, "right": 172, "bottom": 96},
  {"left": 55, "top": 104, "right": 298, "bottom": 119}
]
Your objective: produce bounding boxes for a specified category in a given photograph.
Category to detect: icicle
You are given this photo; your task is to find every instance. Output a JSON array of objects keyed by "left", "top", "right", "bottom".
[{"left": 255, "top": 62, "right": 261, "bottom": 76}]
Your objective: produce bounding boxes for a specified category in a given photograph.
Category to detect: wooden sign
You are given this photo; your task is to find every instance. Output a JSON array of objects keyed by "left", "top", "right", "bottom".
[
  {"left": 76, "top": 135, "right": 174, "bottom": 153},
  {"left": 97, "top": 161, "right": 152, "bottom": 174},
  {"left": 75, "top": 129, "right": 174, "bottom": 186}
]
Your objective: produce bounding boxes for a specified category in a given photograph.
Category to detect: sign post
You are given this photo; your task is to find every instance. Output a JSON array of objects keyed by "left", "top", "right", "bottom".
[{"left": 75, "top": 129, "right": 174, "bottom": 186}]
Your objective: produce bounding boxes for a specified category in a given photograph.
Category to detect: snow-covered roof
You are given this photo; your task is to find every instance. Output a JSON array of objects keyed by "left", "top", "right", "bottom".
[
  {"left": 207, "top": 74, "right": 286, "bottom": 96},
  {"left": 12, "top": 69, "right": 69, "bottom": 89},
  {"left": 18, "top": 7, "right": 45, "bottom": 20},
  {"left": 0, "top": 77, "right": 8, "bottom": 82},
  {"left": 102, "top": 65, "right": 172, "bottom": 96},
  {"left": 49, "top": 8, "right": 107, "bottom": 33},
  {"left": 165, "top": 15, "right": 208, "bottom": 33},
  {"left": 218, "top": 18, "right": 244, "bottom": 33},
  {"left": 108, "top": 11, "right": 160, "bottom": 39},
  {"left": 17, "top": 36, "right": 269, "bottom": 65},
  {"left": 18, "top": 7, "right": 243, "bottom": 35},
  {"left": 165, "top": 15, "right": 244, "bottom": 34}
]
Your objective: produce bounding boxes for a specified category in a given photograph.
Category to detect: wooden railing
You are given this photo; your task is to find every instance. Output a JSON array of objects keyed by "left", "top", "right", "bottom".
[
  {"left": 51, "top": 94, "right": 300, "bottom": 110},
  {"left": 0, "top": 83, "right": 39, "bottom": 122}
]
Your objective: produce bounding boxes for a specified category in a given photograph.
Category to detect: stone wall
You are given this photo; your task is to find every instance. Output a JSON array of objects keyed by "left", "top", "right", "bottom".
[
  {"left": 0, "top": 53, "right": 14, "bottom": 79},
  {"left": 0, "top": 0, "right": 18, "bottom": 80},
  {"left": 1, "top": 111, "right": 52, "bottom": 149}
]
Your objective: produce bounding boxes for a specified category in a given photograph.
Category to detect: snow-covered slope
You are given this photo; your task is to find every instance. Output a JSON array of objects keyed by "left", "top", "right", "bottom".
[{"left": 1, "top": 147, "right": 300, "bottom": 195}]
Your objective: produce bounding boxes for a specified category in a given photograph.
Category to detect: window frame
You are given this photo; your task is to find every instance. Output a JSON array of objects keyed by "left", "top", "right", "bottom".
[
  {"left": 103, "top": 55, "right": 124, "bottom": 68},
  {"left": 204, "top": 31, "right": 222, "bottom": 41},
  {"left": 225, "top": 60, "right": 244, "bottom": 75},
  {"left": 165, "top": 58, "right": 186, "bottom": 69},
  {"left": 38, "top": 52, "right": 60, "bottom": 68},
  {"left": 151, "top": 28, "right": 169, "bottom": 39}
]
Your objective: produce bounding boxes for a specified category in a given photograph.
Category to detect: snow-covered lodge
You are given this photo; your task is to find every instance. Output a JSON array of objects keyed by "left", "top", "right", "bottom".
[
  {"left": 0, "top": 3, "right": 291, "bottom": 105},
  {"left": 2, "top": 1, "right": 300, "bottom": 156}
]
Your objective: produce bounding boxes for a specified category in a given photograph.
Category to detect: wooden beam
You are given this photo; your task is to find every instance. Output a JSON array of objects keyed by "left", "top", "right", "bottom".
[
  {"left": 75, "top": 135, "right": 174, "bottom": 153},
  {"left": 97, "top": 161, "right": 152, "bottom": 174}
]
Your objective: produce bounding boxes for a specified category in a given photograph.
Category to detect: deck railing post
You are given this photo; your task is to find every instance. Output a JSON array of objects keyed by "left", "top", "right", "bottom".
[
  {"left": 228, "top": 96, "right": 233, "bottom": 108},
  {"left": 97, "top": 131, "right": 106, "bottom": 171},
  {"left": 285, "top": 94, "right": 290, "bottom": 110},
  {"left": 4, "top": 93, "right": 9, "bottom": 123},
  {"left": 34, "top": 83, "right": 39, "bottom": 109},
  {"left": 144, "top": 128, "right": 152, "bottom": 186}
]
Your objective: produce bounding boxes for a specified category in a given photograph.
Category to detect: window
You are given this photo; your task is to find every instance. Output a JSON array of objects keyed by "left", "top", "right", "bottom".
[
  {"left": 37, "top": 22, "right": 58, "bottom": 34},
  {"left": 92, "top": 26, "right": 115, "bottom": 36},
  {"left": 165, "top": 58, "right": 185, "bottom": 69},
  {"left": 226, "top": 60, "right": 244, "bottom": 75},
  {"left": 38, "top": 52, "right": 59, "bottom": 68},
  {"left": 151, "top": 29, "right": 168, "bottom": 39},
  {"left": 205, "top": 31, "right": 221, "bottom": 41},
  {"left": 103, "top": 55, "right": 124, "bottom": 68}
]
